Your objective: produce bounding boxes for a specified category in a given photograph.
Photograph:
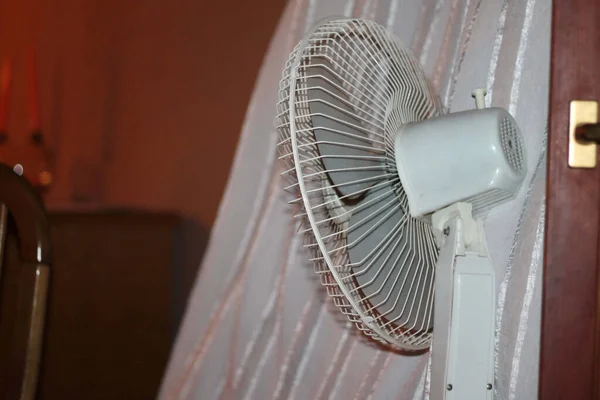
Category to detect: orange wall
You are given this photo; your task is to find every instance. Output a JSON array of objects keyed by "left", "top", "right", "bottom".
[{"left": 0, "top": 0, "right": 285, "bottom": 230}]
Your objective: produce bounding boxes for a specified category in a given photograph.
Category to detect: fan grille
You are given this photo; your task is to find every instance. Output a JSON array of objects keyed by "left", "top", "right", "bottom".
[
  {"left": 275, "top": 19, "right": 442, "bottom": 351},
  {"left": 500, "top": 117, "right": 525, "bottom": 172}
]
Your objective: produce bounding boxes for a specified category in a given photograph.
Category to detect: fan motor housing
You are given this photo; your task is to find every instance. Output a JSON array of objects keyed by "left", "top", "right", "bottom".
[{"left": 394, "top": 107, "right": 526, "bottom": 218}]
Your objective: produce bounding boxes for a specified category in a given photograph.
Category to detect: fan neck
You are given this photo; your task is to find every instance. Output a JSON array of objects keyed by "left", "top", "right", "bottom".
[{"left": 431, "top": 202, "right": 487, "bottom": 256}]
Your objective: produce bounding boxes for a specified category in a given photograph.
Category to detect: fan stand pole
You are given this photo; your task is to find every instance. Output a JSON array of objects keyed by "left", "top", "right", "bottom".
[{"left": 430, "top": 203, "right": 496, "bottom": 400}]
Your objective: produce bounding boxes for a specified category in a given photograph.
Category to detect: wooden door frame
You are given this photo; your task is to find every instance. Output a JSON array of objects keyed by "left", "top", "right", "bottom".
[{"left": 542, "top": 0, "right": 600, "bottom": 398}]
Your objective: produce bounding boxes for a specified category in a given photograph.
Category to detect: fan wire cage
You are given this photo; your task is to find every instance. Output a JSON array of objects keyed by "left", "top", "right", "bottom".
[{"left": 275, "top": 19, "right": 443, "bottom": 352}]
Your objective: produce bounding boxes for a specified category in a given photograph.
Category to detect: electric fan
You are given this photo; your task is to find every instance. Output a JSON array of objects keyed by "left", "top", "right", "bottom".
[{"left": 275, "top": 18, "right": 526, "bottom": 400}]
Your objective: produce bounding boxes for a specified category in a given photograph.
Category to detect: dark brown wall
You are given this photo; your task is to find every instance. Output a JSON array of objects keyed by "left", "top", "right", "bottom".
[{"left": 0, "top": 0, "right": 286, "bottom": 230}]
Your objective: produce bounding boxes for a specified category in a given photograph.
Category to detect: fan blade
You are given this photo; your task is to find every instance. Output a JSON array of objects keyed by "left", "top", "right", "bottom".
[
  {"left": 306, "top": 57, "right": 385, "bottom": 202},
  {"left": 345, "top": 185, "right": 435, "bottom": 336}
]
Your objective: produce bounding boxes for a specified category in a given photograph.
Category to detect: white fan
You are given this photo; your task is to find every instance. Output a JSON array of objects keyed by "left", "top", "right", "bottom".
[{"left": 275, "top": 18, "right": 526, "bottom": 400}]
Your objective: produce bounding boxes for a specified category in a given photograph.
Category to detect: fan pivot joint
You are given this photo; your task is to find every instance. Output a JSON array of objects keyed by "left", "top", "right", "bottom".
[{"left": 431, "top": 202, "right": 487, "bottom": 256}]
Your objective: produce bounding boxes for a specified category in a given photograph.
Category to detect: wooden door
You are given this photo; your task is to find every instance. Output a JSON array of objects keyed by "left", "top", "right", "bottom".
[{"left": 541, "top": 0, "right": 600, "bottom": 398}]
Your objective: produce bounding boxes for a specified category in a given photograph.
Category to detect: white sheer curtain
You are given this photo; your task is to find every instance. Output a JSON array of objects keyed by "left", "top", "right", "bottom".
[{"left": 160, "top": 0, "right": 550, "bottom": 398}]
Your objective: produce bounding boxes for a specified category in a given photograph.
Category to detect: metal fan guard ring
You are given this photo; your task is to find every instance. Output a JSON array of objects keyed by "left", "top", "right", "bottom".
[{"left": 278, "top": 17, "right": 442, "bottom": 352}]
